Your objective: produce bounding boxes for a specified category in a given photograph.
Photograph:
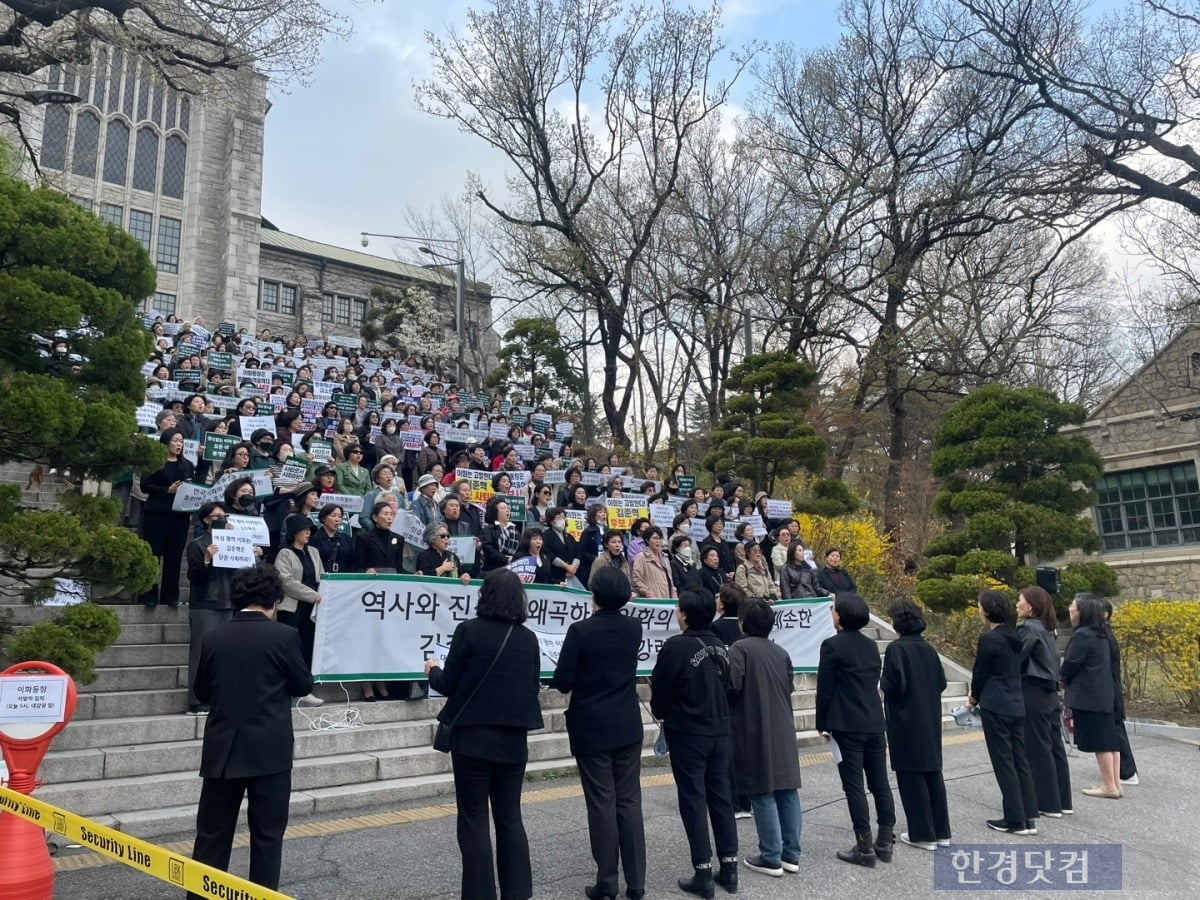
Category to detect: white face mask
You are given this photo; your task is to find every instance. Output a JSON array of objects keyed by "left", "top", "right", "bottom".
[{"left": 553, "top": 518, "right": 566, "bottom": 531}]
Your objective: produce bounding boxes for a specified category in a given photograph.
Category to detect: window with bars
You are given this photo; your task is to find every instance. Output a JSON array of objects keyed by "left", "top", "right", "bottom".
[
  {"left": 132, "top": 127, "right": 159, "bottom": 192},
  {"left": 280, "top": 285, "right": 296, "bottom": 315},
  {"left": 71, "top": 196, "right": 93, "bottom": 211},
  {"left": 102, "top": 119, "right": 129, "bottom": 185},
  {"left": 156, "top": 217, "right": 181, "bottom": 273},
  {"left": 335, "top": 295, "right": 351, "bottom": 325},
  {"left": 107, "top": 50, "right": 123, "bottom": 115},
  {"left": 322, "top": 294, "right": 334, "bottom": 323},
  {"left": 127, "top": 209, "right": 153, "bottom": 252},
  {"left": 152, "top": 292, "right": 177, "bottom": 315},
  {"left": 98, "top": 203, "right": 123, "bottom": 227},
  {"left": 352, "top": 298, "right": 367, "bottom": 326},
  {"left": 122, "top": 60, "right": 137, "bottom": 118},
  {"left": 93, "top": 49, "right": 108, "bottom": 109},
  {"left": 71, "top": 111, "right": 100, "bottom": 178},
  {"left": 179, "top": 97, "right": 191, "bottom": 134},
  {"left": 40, "top": 105, "right": 69, "bottom": 170},
  {"left": 161, "top": 135, "right": 187, "bottom": 198},
  {"left": 1095, "top": 462, "right": 1200, "bottom": 551}
]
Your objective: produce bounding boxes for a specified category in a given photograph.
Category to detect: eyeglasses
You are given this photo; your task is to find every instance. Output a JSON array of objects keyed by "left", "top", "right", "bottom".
[{"left": 435, "top": 533, "right": 450, "bottom": 539}]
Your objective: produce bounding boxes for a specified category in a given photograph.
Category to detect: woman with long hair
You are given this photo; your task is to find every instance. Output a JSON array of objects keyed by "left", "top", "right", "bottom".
[
  {"left": 1063, "top": 594, "right": 1122, "bottom": 800},
  {"left": 425, "top": 570, "right": 543, "bottom": 900},
  {"left": 1016, "top": 585, "right": 1073, "bottom": 817}
]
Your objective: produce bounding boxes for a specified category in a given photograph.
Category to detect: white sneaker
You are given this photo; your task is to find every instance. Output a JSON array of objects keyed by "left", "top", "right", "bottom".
[
  {"left": 297, "top": 694, "right": 324, "bottom": 708},
  {"left": 1061, "top": 808, "right": 1074, "bottom": 816},
  {"left": 937, "top": 839, "right": 951, "bottom": 847},
  {"left": 734, "top": 809, "right": 753, "bottom": 819},
  {"left": 780, "top": 859, "right": 800, "bottom": 873},
  {"left": 1120, "top": 773, "right": 1139, "bottom": 785},
  {"left": 899, "top": 833, "right": 936, "bottom": 851}
]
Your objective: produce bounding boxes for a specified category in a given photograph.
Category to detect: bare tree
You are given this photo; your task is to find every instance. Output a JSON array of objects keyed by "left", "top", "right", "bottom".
[{"left": 416, "top": 0, "right": 753, "bottom": 448}]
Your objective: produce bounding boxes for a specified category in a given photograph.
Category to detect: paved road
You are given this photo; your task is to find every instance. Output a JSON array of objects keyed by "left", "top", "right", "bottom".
[{"left": 50, "top": 729, "right": 1198, "bottom": 899}]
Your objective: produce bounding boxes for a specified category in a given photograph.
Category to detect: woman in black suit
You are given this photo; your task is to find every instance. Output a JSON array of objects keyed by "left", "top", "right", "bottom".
[
  {"left": 970, "top": 590, "right": 1039, "bottom": 835},
  {"left": 1063, "top": 594, "right": 1121, "bottom": 799},
  {"left": 425, "top": 570, "right": 544, "bottom": 900},
  {"left": 542, "top": 506, "right": 582, "bottom": 583},
  {"left": 879, "top": 598, "right": 950, "bottom": 851},
  {"left": 816, "top": 592, "right": 896, "bottom": 867},
  {"left": 551, "top": 567, "right": 647, "bottom": 900},
  {"left": 1016, "top": 586, "right": 1073, "bottom": 816}
]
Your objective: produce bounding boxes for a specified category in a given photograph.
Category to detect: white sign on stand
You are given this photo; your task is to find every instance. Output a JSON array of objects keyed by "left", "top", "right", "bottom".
[{"left": 0, "top": 676, "right": 70, "bottom": 724}]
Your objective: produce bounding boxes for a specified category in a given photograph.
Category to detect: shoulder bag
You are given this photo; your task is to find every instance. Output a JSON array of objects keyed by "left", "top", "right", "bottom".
[{"left": 432, "top": 622, "right": 515, "bottom": 753}]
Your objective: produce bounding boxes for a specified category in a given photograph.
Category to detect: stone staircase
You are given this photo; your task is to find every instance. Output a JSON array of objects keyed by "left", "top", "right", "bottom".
[{"left": 4, "top": 603, "right": 971, "bottom": 839}]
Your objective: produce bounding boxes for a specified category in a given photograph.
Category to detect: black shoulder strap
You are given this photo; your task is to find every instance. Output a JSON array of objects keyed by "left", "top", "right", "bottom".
[{"left": 447, "top": 623, "right": 515, "bottom": 726}]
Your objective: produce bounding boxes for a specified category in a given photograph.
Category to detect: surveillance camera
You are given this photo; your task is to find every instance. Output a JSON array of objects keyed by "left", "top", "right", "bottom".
[{"left": 361, "top": 236, "right": 369, "bottom": 248}]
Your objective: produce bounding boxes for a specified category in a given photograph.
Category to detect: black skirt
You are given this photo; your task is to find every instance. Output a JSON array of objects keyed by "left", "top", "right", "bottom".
[{"left": 1072, "top": 709, "right": 1120, "bottom": 753}]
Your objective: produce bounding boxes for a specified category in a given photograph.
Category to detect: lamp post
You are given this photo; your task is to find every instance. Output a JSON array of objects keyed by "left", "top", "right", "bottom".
[
  {"left": 0, "top": 88, "right": 83, "bottom": 105},
  {"left": 359, "top": 232, "right": 465, "bottom": 386}
]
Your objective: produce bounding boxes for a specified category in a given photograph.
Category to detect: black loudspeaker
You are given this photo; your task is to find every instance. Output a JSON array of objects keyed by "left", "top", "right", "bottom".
[{"left": 1036, "top": 566, "right": 1061, "bottom": 596}]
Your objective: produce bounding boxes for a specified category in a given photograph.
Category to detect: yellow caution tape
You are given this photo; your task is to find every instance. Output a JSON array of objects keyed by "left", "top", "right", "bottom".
[{"left": 0, "top": 785, "right": 293, "bottom": 900}]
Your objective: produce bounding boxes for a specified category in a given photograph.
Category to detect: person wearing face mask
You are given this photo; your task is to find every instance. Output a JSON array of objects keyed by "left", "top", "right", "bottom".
[
  {"left": 670, "top": 533, "right": 700, "bottom": 595},
  {"left": 185, "top": 502, "right": 238, "bottom": 714},
  {"left": 542, "top": 506, "right": 581, "bottom": 585},
  {"left": 248, "top": 429, "right": 277, "bottom": 470},
  {"left": 223, "top": 476, "right": 262, "bottom": 519},
  {"left": 140, "top": 428, "right": 195, "bottom": 609}
]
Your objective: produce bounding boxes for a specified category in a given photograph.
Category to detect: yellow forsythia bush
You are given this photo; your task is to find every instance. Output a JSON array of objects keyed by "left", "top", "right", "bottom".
[
  {"left": 1109, "top": 600, "right": 1200, "bottom": 713},
  {"left": 792, "top": 512, "right": 890, "bottom": 602}
]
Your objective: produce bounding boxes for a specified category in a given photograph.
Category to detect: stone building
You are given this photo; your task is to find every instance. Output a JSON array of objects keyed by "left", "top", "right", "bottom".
[
  {"left": 0, "top": 54, "right": 495, "bottom": 383},
  {"left": 1063, "top": 325, "right": 1200, "bottom": 598}
]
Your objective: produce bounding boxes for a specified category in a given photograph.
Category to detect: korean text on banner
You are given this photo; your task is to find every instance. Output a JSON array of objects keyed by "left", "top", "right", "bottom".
[
  {"left": 605, "top": 499, "right": 648, "bottom": 532},
  {"left": 311, "top": 574, "right": 835, "bottom": 680}
]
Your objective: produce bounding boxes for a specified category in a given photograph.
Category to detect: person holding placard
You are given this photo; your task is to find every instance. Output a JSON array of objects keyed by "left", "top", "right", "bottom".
[
  {"left": 140, "top": 428, "right": 195, "bottom": 609},
  {"left": 511, "top": 527, "right": 559, "bottom": 585},
  {"left": 223, "top": 476, "right": 262, "bottom": 519},
  {"left": 416, "top": 522, "right": 473, "bottom": 586},
  {"left": 185, "top": 502, "right": 236, "bottom": 715}
]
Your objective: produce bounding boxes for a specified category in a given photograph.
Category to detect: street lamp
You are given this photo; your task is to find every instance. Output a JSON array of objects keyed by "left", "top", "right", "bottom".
[
  {"left": 359, "top": 232, "right": 466, "bottom": 386},
  {"left": 0, "top": 88, "right": 83, "bottom": 105}
]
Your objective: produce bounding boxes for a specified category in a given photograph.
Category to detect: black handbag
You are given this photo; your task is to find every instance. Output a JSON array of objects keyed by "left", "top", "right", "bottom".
[{"left": 432, "top": 623, "right": 514, "bottom": 753}]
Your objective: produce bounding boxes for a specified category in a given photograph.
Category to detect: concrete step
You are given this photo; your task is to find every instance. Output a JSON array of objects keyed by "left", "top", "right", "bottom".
[
  {"left": 75, "top": 688, "right": 188, "bottom": 720},
  {"left": 88, "top": 664, "right": 186, "bottom": 693},
  {"left": 96, "top": 643, "right": 189, "bottom": 667},
  {"left": 0, "top": 603, "right": 190, "bottom": 627}
]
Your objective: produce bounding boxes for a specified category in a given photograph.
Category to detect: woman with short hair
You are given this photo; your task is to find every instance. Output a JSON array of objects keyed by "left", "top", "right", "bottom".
[
  {"left": 551, "top": 567, "right": 647, "bottom": 900},
  {"left": 735, "top": 542, "right": 780, "bottom": 603},
  {"left": 425, "top": 570, "right": 544, "bottom": 900},
  {"left": 880, "top": 598, "right": 950, "bottom": 851}
]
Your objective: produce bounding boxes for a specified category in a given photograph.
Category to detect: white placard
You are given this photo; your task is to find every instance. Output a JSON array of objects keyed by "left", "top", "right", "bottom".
[
  {"left": 136, "top": 403, "right": 160, "bottom": 429},
  {"left": 212, "top": 531, "right": 256, "bottom": 568},
  {"left": 239, "top": 415, "right": 277, "bottom": 438},
  {"left": 648, "top": 504, "right": 676, "bottom": 530},
  {"left": 448, "top": 536, "right": 476, "bottom": 565},
  {"left": 322, "top": 492, "right": 363, "bottom": 514},
  {"left": 765, "top": 499, "right": 794, "bottom": 519},
  {"left": 0, "top": 675, "right": 70, "bottom": 724},
  {"left": 224, "top": 514, "right": 270, "bottom": 545},
  {"left": 274, "top": 462, "right": 309, "bottom": 486},
  {"left": 389, "top": 509, "right": 428, "bottom": 548},
  {"left": 182, "top": 439, "right": 199, "bottom": 466},
  {"left": 171, "top": 482, "right": 211, "bottom": 512}
]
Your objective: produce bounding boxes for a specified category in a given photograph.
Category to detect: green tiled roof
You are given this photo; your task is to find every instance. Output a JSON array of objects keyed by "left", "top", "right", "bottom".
[{"left": 259, "top": 228, "right": 457, "bottom": 286}]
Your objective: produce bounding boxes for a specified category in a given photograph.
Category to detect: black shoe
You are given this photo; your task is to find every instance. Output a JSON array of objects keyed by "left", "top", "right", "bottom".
[
  {"left": 874, "top": 824, "right": 895, "bottom": 863},
  {"left": 986, "top": 819, "right": 1026, "bottom": 834},
  {"left": 836, "top": 831, "right": 876, "bottom": 868},
  {"left": 625, "top": 890, "right": 644, "bottom": 900},
  {"left": 678, "top": 863, "right": 715, "bottom": 899},
  {"left": 742, "top": 855, "right": 783, "bottom": 877},
  {"left": 363, "top": 695, "right": 378, "bottom": 703},
  {"left": 584, "top": 886, "right": 615, "bottom": 900},
  {"left": 714, "top": 858, "right": 738, "bottom": 893}
]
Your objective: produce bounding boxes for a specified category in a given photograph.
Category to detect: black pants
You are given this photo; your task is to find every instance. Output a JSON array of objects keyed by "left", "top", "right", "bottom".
[
  {"left": 452, "top": 752, "right": 532, "bottom": 900},
  {"left": 277, "top": 602, "right": 316, "bottom": 669},
  {"left": 1022, "top": 686, "right": 1072, "bottom": 814},
  {"left": 189, "top": 769, "right": 291, "bottom": 898},
  {"left": 576, "top": 741, "right": 647, "bottom": 896},
  {"left": 831, "top": 731, "right": 895, "bottom": 835},
  {"left": 895, "top": 770, "right": 950, "bottom": 843},
  {"left": 187, "top": 608, "right": 232, "bottom": 707},
  {"left": 1116, "top": 717, "right": 1137, "bottom": 780},
  {"left": 982, "top": 711, "right": 1038, "bottom": 827},
  {"left": 141, "top": 509, "right": 190, "bottom": 605},
  {"left": 665, "top": 729, "right": 738, "bottom": 864}
]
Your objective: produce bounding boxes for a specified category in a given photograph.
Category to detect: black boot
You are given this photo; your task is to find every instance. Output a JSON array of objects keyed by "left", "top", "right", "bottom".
[
  {"left": 678, "top": 862, "right": 715, "bottom": 899},
  {"left": 836, "top": 831, "right": 877, "bottom": 868},
  {"left": 714, "top": 858, "right": 739, "bottom": 894},
  {"left": 875, "top": 824, "right": 894, "bottom": 863}
]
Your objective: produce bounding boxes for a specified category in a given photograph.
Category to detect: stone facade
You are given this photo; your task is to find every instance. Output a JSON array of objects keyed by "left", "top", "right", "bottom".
[{"left": 1058, "top": 325, "right": 1200, "bottom": 599}]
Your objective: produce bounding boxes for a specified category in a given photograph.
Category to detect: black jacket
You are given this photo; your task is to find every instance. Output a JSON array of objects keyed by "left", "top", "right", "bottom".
[
  {"left": 427, "top": 616, "right": 543, "bottom": 737},
  {"left": 780, "top": 562, "right": 819, "bottom": 600},
  {"left": 551, "top": 609, "right": 644, "bottom": 755},
  {"left": 480, "top": 523, "right": 516, "bottom": 572},
  {"left": 699, "top": 536, "right": 736, "bottom": 576},
  {"left": 195, "top": 612, "right": 313, "bottom": 779},
  {"left": 971, "top": 624, "right": 1026, "bottom": 718},
  {"left": 695, "top": 564, "right": 725, "bottom": 600},
  {"left": 310, "top": 528, "right": 354, "bottom": 573},
  {"left": 354, "top": 526, "right": 405, "bottom": 572},
  {"left": 650, "top": 628, "right": 730, "bottom": 737},
  {"left": 1017, "top": 619, "right": 1060, "bottom": 692},
  {"left": 185, "top": 534, "right": 233, "bottom": 610},
  {"left": 1061, "top": 625, "right": 1115, "bottom": 714},
  {"left": 140, "top": 458, "right": 195, "bottom": 514},
  {"left": 880, "top": 634, "right": 946, "bottom": 771},
  {"left": 670, "top": 557, "right": 698, "bottom": 594},
  {"left": 816, "top": 565, "right": 857, "bottom": 595},
  {"left": 542, "top": 526, "right": 580, "bottom": 575},
  {"left": 1106, "top": 629, "right": 1126, "bottom": 719},
  {"left": 815, "top": 629, "right": 884, "bottom": 734},
  {"left": 578, "top": 524, "right": 604, "bottom": 586}
]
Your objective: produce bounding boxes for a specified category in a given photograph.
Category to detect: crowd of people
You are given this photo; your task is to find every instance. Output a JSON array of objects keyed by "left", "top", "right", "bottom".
[{"left": 126, "top": 318, "right": 1139, "bottom": 899}]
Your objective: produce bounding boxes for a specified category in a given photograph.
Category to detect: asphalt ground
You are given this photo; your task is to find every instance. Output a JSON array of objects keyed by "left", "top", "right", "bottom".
[{"left": 48, "top": 728, "right": 1199, "bottom": 899}]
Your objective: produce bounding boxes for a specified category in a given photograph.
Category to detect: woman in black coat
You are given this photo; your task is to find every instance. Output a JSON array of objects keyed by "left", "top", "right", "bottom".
[
  {"left": 879, "top": 599, "right": 950, "bottom": 851},
  {"left": 1063, "top": 594, "right": 1121, "bottom": 799},
  {"left": 542, "top": 507, "right": 582, "bottom": 583},
  {"left": 815, "top": 547, "right": 857, "bottom": 595},
  {"left": 139, "top": 428, "right": 195, "bottom": 608},
  {"left": 699, "top": 517, "right": 736, "bottom": 578},
  {"left": 353, "top": 502, "right": 405, "bottom": 574},
  {"left": 1016, "top": 586, "right": 1073, "bottom": 816},
  {"left": 550, "top": 568, "right": 646, "bottom": 900},
  {"left": 970, "top": 591, "right": 1038, "bottom": 835},
  {"left": 425, "top": 570, "right": 544, "bottom": 900},
  {"left": 577, "top": 503, "right": 607, "bottom": 587},
  {"left": 695, "top": 546, "right": 726, "bottom": 601}
]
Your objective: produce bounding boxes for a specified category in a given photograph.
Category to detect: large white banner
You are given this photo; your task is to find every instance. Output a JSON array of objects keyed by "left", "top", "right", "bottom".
[{"left": 311, "top": 574, "right": 835, "bottom": 680}]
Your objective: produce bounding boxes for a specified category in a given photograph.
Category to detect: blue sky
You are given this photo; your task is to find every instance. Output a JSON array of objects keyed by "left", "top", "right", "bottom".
[{"left": 259, "top": 1, "right": 843, "bottom": 253}]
